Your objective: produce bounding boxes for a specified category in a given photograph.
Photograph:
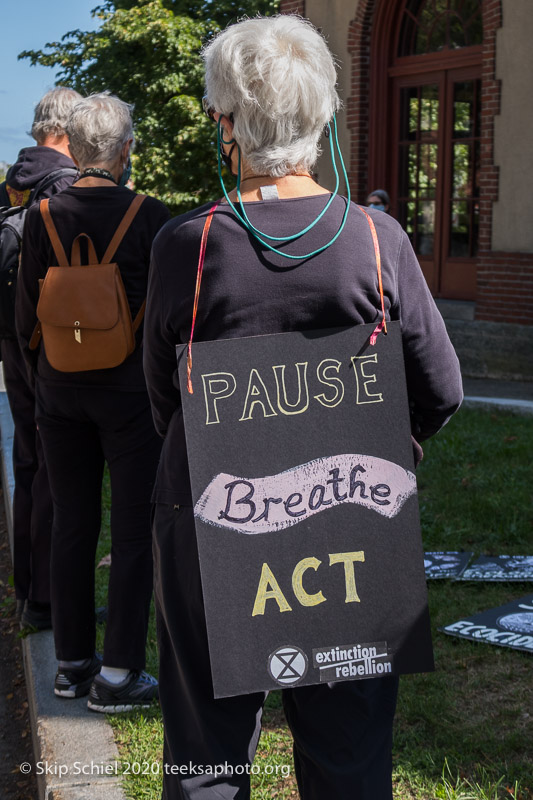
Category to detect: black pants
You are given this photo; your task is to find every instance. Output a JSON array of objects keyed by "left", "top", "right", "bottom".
[
  {"left": 0, "top": 338, "right": 52, "bottom": 603},
  {"left": 35, "top": 382, "right": 161, "bottom": 668},
  {"left": 153, "top": 504, "right": 399, "bottom": 800}
]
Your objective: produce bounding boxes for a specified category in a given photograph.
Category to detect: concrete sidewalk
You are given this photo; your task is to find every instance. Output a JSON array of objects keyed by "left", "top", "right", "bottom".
[{"left": 0, "top": 369, "right": 531, "bottom": 800}]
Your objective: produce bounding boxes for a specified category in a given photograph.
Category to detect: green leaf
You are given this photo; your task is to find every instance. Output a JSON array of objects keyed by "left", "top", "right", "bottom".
[{"left": 19, "top": 0, "right": 280, "bottom": 216}]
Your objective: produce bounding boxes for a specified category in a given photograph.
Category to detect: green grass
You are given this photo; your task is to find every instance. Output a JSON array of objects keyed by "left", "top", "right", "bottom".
[{"left": 94, "top": 407, "right": 533, "bottom": 799}]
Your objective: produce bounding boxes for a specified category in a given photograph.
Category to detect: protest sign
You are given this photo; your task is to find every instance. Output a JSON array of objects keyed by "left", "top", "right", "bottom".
[
  {"left": 441, "top": 595, "right": 533, "bottom": 654},
  {"left": 459, "top": 555, "right": 533, "bottom": 582},
  {"left": 178, "top": 323, "right": 434, "bottom": 697},
  {"left": 424, "top": 552, "right": 473, "bottom": 579}
]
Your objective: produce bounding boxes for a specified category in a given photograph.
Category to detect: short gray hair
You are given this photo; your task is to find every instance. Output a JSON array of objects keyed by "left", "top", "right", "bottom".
[
  {"left": 65, "top": 92, "right": 134, "bottom": 168},
  {"left": 203, "top": 15, "right": 340, "bottom": 177},
  {"left": 31, "top": 87, "right": 83, "bottom": 144}
]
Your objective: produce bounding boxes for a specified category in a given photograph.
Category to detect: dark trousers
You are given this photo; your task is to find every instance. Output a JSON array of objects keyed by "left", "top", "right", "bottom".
[
  {"left": 35, "top": 382, "right": 161, "bottom": 668},
  {"left": 0, "top": 338, "right": 52, "bottom": 603},
  {"left": 153, "top": 504, "right": 399, "bottom": 800}
]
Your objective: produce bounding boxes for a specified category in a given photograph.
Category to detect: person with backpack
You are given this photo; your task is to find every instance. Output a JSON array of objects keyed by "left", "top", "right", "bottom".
[
  {"left": 16, "top": 92, "right": 170, "bottom": 711},
  {"left": 0, "top": 87, "right": 81, "bottom": 628}
]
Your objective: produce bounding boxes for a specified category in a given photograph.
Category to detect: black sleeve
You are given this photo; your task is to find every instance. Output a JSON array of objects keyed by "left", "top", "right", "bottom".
[
  {"left": 395, "top": 231, "right": 463, "bottom": 441},
  {"left": 143, "top": 238, "right": 182, "bottom": 438},
  {"left": 15, "top": 205, "right": 50, "bottom": 369},
  {"left": 0, "top": 181, "right": 9, "bottom": 205}
]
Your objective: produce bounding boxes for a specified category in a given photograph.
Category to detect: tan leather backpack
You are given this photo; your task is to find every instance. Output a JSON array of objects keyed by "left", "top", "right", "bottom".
[{"left": 30, "top": 195, "right": 146, "bottom": 372}]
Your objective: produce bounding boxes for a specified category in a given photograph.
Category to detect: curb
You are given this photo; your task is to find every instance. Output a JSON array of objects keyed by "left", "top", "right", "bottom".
[
  {"left": 463, "top": 395, "right": 533, "bottom": 415},
  {"left": 0, "top": 384, "right": 126, "bottom": 800}
]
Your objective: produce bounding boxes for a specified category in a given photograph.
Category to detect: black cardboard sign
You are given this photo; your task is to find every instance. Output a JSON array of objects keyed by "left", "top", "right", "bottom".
[
  {"left": 424, "top": 552, "right": 473, "bottom": 579},
  {"left": 178, "top": 323, "right": 434, "bottom": 697},
  {"left": 440, "top": 595, "right": 533, "bottom": 654},
  {"left": 459, "top": 555, "right": 533, "bottom": 582}
]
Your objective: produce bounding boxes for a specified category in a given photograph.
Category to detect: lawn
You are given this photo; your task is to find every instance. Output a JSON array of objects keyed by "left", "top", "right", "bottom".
[{"left": 95, "top": 406, "right": 533, "bottom": 799}]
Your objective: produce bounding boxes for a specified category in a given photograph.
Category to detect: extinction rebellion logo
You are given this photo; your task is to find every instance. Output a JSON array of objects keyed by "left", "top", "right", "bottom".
[{"left": 268, "top": 646, "right": 308, "bottom": 686}]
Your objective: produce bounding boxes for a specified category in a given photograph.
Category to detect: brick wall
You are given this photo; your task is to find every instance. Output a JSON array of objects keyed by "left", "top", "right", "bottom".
[
  {"left": 477, "top": 0, "right": 533, "bottom": 324},
  {"left": 279, "top": 0, "right": 305, "bottom": 14},
  {"left": 346, "top": 1, "right": 375, "bottom": 203},
  {"left": 476, "top": 253, "right": 533, "bottom": 324}
]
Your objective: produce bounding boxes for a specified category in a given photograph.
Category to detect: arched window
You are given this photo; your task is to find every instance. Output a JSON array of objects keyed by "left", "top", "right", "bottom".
[{"left": 399, "top": 0, "right": 482, "bottom": 55}]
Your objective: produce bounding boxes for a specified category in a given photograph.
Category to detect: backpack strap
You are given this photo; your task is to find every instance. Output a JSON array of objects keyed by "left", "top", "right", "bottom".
[
  {"left": 103, "top": 195, "right": 148, "bottom": 336},
  {"left": 40, "top": 199, "right": 69, "bottom": 267},
  {"left": 71, "top": 233, "right": 99, "bottom": 266},
  {"left": 29, "top": 167, "right": 78, "bottom": 205},
  {"left": 101, "top": 195, "right": 146, "bottom": 263},
  {"left": 132, "top": 300, "right": 146, "bottom": 333}
]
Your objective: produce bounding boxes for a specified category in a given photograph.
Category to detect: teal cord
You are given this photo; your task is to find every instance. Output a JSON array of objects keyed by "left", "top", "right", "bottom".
[
  {"left": 216, "top": 115, "right": 351, "bottom": 260},
  {"left": 235, "top": 121, "right": 340, "bottom": 242}
]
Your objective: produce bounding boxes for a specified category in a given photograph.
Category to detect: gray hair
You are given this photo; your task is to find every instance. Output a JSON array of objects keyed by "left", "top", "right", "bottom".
[
  {"left": 65, "top": 92, "right": 134, "bottom": 168},
  {"left": 31, "top": 87, "right": 83, "bottom": 144},
  {"left": 203, "top": 15, "right": 340, "bottom": 177}
]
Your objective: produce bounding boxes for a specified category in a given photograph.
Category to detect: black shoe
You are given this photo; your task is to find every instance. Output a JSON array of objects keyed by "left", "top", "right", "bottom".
[
  {"left": 21, "top": 601, "right": 52, "bottom": 630},
  {"left": 54, "top": 654, "right": 103, "bottom": 698},
  {"left": 87, "top": 670, "right": 159, "bottom": 713}
]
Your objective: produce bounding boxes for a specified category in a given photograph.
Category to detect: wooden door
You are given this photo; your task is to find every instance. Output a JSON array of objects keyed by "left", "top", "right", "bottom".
[{"left": 393, "top": 67, "right": 480, "bottom": 298}]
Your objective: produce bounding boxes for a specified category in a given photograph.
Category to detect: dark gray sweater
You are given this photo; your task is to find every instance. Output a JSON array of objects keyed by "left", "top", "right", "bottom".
[{"left": 144, "top": 195, "right": 463, "bottom": 504}]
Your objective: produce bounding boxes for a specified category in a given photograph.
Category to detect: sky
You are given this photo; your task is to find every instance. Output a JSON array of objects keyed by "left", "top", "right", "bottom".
[{"left": 1, "top": 0, "right": 100, "bottom": 166}]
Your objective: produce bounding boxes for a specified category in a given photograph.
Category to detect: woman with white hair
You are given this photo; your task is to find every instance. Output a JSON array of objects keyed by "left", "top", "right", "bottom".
[
  {"left": 144, "top": 15, "right": 462, "bottom": 799},
  {"left": 16, "top": 92, "right": 170, "bottom": 712}
]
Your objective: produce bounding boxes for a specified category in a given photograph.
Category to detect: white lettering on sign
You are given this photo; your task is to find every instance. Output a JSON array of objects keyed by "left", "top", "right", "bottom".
[
  {"left": 201, "top": 354, "right": 383, "bottom": 425},
  {"left": 312, "top": 641, "right": 393, "bottom": 681}
]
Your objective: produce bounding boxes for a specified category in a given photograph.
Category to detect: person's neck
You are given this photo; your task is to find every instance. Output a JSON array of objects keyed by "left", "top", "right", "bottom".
[
  {"left": 38, "top": 135, "right": 72, "bottom": 159},
  {"left": 227, "top": 173, "right": 329, "bottom": 203}
]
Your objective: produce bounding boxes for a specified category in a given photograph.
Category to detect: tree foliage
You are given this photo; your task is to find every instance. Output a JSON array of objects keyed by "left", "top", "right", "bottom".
[{"left": 20, "top": 0, "right": 279, "bottom": 214}]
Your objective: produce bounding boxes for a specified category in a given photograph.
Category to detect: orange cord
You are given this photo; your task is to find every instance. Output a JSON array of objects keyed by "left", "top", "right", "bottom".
[
  {"left": 187, "top": 202, "right": 219, "bottom": 394},
  {"left": 357, "top": 205, "right": 388, "bottom": 342}
]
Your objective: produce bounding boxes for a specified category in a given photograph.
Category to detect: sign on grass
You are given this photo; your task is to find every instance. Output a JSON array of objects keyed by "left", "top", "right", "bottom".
[
  {"left": 178, "top": 323, "right": 434, "bottom": 697},
  {"left": 459, "top": 555, "right": 533, "bottom": 582},
  {"left": 424, "top": 552, "right": 473, "bottom": 579},
  {"left": 441, "top": 595, "right": 533, "bottom": 654}
]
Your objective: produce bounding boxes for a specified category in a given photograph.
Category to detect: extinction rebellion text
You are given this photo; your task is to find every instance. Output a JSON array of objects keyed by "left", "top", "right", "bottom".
[{"left": 312, "top": 642, "right": 393, "bottom": 681}]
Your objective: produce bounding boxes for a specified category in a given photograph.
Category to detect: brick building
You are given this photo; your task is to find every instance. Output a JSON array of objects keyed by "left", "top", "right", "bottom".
[{"left": 280, "top": 0, "right": 533, "bottom": 380}]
